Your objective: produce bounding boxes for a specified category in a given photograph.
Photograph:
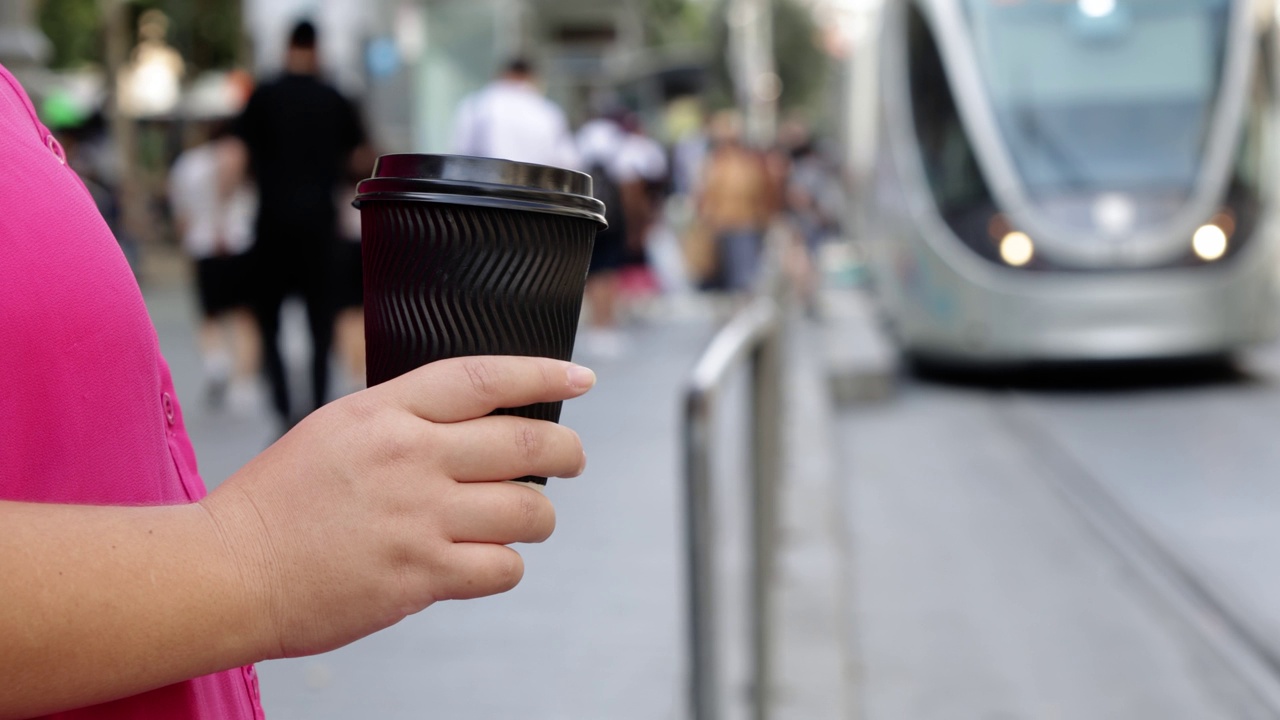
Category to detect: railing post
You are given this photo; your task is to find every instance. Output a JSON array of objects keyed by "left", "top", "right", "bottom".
[
  {"left": 684, "top": 292, "right": 785, "bottom": 720},
  {"left": 750, "top": 310, "right": 784, "bottom": 720},
  {"left": 685, "top": 389, "right": 719, "bottom": 720}
]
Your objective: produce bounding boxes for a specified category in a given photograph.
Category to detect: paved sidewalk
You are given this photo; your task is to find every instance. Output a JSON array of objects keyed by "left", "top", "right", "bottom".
[
  {"left": 147, "top": 284, "right": 699, "bottom": 719},
  {"left": 145, "top": 278, "right": 855, "bottom": 720}
]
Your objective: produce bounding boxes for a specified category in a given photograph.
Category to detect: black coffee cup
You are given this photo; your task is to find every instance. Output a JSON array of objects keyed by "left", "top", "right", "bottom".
[{"left": 354, "top": 154, "right": 606, "bottom": 485}]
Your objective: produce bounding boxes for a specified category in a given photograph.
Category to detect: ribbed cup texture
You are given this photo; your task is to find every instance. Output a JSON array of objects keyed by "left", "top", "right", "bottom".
[{"left": 361, "top": 202, "right": 596, "bottom": 484}]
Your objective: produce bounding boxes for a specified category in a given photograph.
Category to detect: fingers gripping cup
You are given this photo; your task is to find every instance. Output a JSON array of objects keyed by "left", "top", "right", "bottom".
[{"left": 355, "top": 155, "right": 606, "bottom": 486}]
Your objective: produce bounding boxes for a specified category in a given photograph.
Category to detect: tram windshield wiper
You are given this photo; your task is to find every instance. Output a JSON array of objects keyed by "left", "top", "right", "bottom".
[{"left": 1011, "top": 71, "right": 1088, "bottom": 192}]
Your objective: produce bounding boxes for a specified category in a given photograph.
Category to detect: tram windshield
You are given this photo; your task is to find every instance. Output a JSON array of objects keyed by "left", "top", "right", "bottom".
[{"left": 964, "top": 0, "right": 1230, "bottom": 194}]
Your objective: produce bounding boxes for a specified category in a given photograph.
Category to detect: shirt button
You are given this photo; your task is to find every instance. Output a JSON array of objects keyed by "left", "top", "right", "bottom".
[
  {"left": 45, "top": 134, "right": 66, "bottom": 165},
  {"left": 162, "top": 392, "right": 175, "bottom": 425}
]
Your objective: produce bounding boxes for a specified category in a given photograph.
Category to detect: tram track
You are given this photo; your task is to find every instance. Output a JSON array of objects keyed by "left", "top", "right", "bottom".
[{"left": 995, "top": 393, "right": 1280, "bottom": 717}]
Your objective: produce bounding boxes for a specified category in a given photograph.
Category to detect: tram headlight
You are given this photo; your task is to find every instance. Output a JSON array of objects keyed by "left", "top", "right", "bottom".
[
  {"left": 999, "top": 231, "right": 1035, "bottom": 267},
  {"left": 1078, "top": 0, "right": 1117, "bottom": 19},
  {"left": 1192, "top": 224, "right": 1228, "bottom": 262}
]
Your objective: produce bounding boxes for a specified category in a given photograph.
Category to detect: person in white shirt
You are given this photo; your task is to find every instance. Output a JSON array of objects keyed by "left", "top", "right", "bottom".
[
  {"left": 617, "top": 119, "right": 669, "bottom": 258},
  {"left": 451, "top": 58, "right": 580, "bottom": 169},
  {"left": 614, "top": 119, "right": 690, "bottom": 297},
  {"left": 576, "top": 114, "right": 633, "bottom": 358},
  {"left": 169, "top": 122, "right": 261, "bottom": 412},
  {"left": 621, "top": 129, "right": 668, "bottom": 189},
  {"left": 575, "top": 112, "right": 674, "bottom": 358}
]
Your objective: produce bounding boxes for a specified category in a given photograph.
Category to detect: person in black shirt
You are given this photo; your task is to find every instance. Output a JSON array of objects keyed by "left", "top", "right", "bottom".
[{"left": 229, "top": 20, "right": 367, "bottom": 428}]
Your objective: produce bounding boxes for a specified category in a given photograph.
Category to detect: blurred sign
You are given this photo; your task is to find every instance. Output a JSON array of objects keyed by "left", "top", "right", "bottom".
[{"left": 366, "top": 37, "right": 400, "bottom": 79}]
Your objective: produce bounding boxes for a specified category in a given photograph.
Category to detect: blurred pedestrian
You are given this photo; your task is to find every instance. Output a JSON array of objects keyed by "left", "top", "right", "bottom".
[
  {"left": 696, "top": 110, "right": 776, "bottom": 293},
  {"left": 781, "top": 119, "right": 843, "bottom": 309},
  {"left": 227, "top": 20, "right": 369, "bottom": 430},
  {"left": 671, "top": 112, "right": 709, "bottom": 199},
  {"left": 168, "top": 120, "right": 261, "bottom": 413},
  {"left": 668, "top": 110, "right": 715, "bottom": 288},
  {"left": 615, "top": 114, "right": 671, "bottom": 307},
  {"left": 630, "top": 126, "right": 691, "bottom": 298},
  {"left": 0, "top": 59, "right": 594, "bottom": 719},
  {"left": 451, "top": 58, "right": 580, "bottom": 169},
  {"left": 620, "top": 114, "right": 670, "bottom": 258},
  {"left": 577, "top": 112, "right": 639, "bottom": 357}
]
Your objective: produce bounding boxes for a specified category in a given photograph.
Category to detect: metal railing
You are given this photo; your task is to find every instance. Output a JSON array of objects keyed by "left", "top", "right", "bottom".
[{"left": 684, "top": 282, "right": 786, "bottom": 720}]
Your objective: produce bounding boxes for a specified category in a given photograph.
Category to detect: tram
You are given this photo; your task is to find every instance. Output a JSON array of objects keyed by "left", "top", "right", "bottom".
[{"left": 855, "top": 0, "right": 1280, "bottom": 363}]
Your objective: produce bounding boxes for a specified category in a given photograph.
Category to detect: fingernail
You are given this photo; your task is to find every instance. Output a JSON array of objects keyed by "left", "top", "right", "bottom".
[
  {"left": 578, "top": 450, "right": 588, "bottom": 476},
  {"left": 568, "top": 365, "right": 597, "bottom": 390}
]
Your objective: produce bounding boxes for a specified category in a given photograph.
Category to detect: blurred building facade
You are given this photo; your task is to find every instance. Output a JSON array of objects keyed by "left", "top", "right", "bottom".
[
  {"left": 0, "top": 0, "right": 50, "bottom": 71},
  {"left": 0, "top": 0, "right": 52, "bottom": 97},
  {"left": 7, "top": 0, "right": 730, "bottom": 154},
  {"left": 244, "top": 0, "right": 651, "bottom": 154}
]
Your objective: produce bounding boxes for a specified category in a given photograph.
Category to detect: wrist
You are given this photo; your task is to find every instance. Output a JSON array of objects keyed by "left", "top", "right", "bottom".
[{"left": 196, "top": 487, "right": 286, "bottom": 662}]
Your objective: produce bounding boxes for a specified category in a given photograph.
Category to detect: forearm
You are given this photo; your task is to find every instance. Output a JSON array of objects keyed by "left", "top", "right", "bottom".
[{"left": 0, "top": 499, "right": 269, "bottom": 719}]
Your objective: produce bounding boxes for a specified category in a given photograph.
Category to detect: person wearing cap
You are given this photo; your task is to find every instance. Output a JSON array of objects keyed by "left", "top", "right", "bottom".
[
  {"left": 0, "top": 58, "right": 594, "bottom": 719},
  {"left": 451, "top": 58, "right": 581, "bottom": 170}
]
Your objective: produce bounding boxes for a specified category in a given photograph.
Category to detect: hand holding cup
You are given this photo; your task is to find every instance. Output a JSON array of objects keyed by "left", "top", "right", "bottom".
[
  {"left": 201, "top": 356, "right": 595, "bottom": 660},
  {"left": 355, "top": 154, "right": 607, "bottom": 484}
]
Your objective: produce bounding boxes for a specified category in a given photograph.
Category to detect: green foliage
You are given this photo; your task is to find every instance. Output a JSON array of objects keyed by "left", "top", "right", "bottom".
[
  {"left": 644, "top": 0, "right": 712, "bottom": 47},
  {"left": 162, "top": 0, "right": 243, "bottom": 71},
  {"left": 707, "top": 0, "right": 830, "bottom": 113},
  {"left": 772, "top": 0, "right": 827, "bottom": 112},
  {"left": 39, "top": 0, "right": 101, "bottom": 69},
  {"left": 38, "top": 0, "right": 242, "bottom": 72}
]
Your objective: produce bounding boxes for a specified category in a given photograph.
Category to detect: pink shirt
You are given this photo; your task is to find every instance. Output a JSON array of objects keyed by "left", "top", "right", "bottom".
[{"left": 0, "top": 64, "right": 264, "bottom": 719}]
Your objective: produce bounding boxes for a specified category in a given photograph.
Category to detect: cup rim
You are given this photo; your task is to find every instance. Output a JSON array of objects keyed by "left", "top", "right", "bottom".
[{"left": 354, "top": 154, "right": 607, "bottom": 228}]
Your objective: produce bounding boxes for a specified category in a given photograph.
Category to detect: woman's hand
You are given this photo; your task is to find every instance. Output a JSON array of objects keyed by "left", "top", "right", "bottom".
[{"left": 201, "top": 356, "right": 594, "bottom": 660}]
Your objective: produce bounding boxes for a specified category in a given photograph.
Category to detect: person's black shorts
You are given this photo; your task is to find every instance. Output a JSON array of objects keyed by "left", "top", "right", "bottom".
[
  {"left": 589, "top": 228, "right": 626, "bottom": 275},
  {"left": 195, "top": 255, "right": 252, "bottom": 317}
]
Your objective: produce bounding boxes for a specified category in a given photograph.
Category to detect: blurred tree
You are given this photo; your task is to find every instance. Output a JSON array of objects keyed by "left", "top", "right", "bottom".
[
  {"left": 771, "top": 0, "right": 827, "bottom": 111},
  {"left": 164, "top": 0, "right": 242, "bottom": 71},
  {"left": 644, "top": 0, "right": 712, "bottom": 47},
  {"left": 39, "top": 0, "right": 100, "bottom": 69},
  {"left": 708, "top": 0, "right": 827, "bottom": 115},
  {"left": 38, "top": 0, "right": 240, "bottom": 72}
]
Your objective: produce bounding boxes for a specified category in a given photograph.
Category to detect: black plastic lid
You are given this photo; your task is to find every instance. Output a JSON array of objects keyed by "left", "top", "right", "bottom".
[{"left": 354, "top": 154, "right": 607, "bottom": 227}]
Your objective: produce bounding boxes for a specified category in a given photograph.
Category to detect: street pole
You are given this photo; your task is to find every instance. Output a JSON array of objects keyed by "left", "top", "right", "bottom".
[
  {"left": 101, "top": 0, "right": 153, "bottom": 255},
  {"left": 727, "top": 5, "right": 779, "bottom": 719},
  {"left": 730, "top": 0, "right": 778, "bottom": 148},
  {"left": 843, "top": 1, "right": 880, "bottom": 245}
]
